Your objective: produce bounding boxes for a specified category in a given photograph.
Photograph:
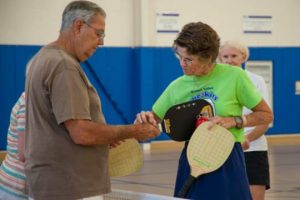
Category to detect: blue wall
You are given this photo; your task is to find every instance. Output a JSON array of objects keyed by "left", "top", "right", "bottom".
[{"left": 0, "top": 45, "right": 300, "bottom": 149}]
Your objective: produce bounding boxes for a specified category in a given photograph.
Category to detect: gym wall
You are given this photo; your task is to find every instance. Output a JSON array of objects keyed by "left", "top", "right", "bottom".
[{"left": 0, "top": 0, "right": 299, "bottom": 148}]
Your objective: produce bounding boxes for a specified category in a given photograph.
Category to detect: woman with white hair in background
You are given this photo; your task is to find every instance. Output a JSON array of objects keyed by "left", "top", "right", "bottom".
[{"left": 219, "top": 40, "right": 271, "bottom": 200}]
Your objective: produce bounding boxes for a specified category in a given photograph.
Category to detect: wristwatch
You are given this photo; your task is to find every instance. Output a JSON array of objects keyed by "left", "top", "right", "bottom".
[{"left": 234, "top": 116, "right": 243, "bottom": 129}]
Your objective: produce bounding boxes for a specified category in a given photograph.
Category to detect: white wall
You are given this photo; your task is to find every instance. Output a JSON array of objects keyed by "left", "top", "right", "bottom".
[
  {"left": 0, "top": 0, "right": 299, "bottom": 47},
  {"left": 142, "top": 0, "right": 300, "bottom": 47},
  {"left": 0, "top": 0, "right": 136, "bottom": 46}
]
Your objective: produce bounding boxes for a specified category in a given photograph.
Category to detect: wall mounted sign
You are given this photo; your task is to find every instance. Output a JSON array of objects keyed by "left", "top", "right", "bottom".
[
  {"left": 243, "top": 15, "right": 272, "bottom": 34},
  {"left": 156, "top": 13, "right": 179, "bottom": 33}
]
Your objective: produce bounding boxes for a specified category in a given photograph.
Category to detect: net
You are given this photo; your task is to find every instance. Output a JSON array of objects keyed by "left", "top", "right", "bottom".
[{"left": 103, "top": 189, "right": 183, "bottom": 200}]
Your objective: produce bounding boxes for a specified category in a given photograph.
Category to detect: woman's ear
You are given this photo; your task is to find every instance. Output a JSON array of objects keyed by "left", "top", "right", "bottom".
[{"left": 242, "top": 52, "right": 248, "bottom": 63}]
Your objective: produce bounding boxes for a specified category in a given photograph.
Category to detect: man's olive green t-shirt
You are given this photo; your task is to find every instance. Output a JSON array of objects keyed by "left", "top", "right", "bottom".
[{"left": 25, "top": 45, "right": 110, "bottom": 200}]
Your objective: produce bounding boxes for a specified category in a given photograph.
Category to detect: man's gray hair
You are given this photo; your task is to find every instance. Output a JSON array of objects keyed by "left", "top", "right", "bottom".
[{"left": 60, "top": 0, "right": 106, "bottom": 32}]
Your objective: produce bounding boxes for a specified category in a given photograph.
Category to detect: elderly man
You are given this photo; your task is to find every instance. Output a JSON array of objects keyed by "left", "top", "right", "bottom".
[{"left": 25, "top": 1, "right": 160, "bottom": 200}]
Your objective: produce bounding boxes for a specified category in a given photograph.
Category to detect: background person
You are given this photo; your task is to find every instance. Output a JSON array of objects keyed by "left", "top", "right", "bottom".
[
  {"left": 25, "top": 1, "right": 160, "bottom": 200},
  {"left": 0, "top": 92, "right": 27, "bottom": 200},
  {"left": 135, "top": 21, "right": 273, "bottom": 199},
  {"left": 219, "top": 40, "right": 271, "bottom": 200}
]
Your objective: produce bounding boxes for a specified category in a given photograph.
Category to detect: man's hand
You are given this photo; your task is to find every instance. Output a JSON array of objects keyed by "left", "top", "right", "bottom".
[
  {"left": 109, "top": 140, "right": 125, "bottom": 148},
  {"left": 134, "top": 123, "right": 160, "bottom": 141}
]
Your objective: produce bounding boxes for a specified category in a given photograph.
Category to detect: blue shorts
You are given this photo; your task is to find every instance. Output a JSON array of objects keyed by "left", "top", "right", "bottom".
[{"left": 174, "top": 143, "right": 252, "bottom": 200}]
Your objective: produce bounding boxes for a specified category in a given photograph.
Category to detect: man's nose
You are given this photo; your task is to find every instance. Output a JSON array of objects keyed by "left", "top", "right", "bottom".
[{"left": 97, "top": 38, "right": 104, "bottom": 46}]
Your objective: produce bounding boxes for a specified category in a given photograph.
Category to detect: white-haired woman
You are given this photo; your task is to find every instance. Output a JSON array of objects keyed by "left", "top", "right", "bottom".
[{"left": 219, "top": 40, "right": 271, "bottom": 200}]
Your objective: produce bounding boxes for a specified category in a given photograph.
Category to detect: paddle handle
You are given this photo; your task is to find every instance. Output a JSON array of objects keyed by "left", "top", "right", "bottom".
[
  {"left": 178, "top": 175, "right": 196, "bottom": 198},
  {"left": 158, "top": 123, "right": 163, "bottom": 132}
]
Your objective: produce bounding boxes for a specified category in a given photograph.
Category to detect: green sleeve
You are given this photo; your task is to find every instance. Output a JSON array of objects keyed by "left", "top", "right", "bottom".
[{"left": 236, "top": 70, "right": 262, "bottom": 109}]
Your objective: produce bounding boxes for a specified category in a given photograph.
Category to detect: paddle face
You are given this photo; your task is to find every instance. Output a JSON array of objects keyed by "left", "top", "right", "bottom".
[
  {"left": 178, "top": 122, "right": 235, "bottom": 197},
  {"left": 188, "top": 121, "right": 234, "bottom": 176},
  {"left": 109, "top": 139, "right": 143, "bottom": 177},
  {"left": 160, "top": 99, "right": 213, "bottom": 141}
]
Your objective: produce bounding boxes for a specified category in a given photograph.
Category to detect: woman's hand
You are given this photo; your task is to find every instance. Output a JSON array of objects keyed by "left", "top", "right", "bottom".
[
  {"left": 134, "top": 111, "right": 158, "bottom": 126},
  {"left": 208, "top": 116, "right": 236, "bottom": 129},
  {"left": 241, "top": 137, "right": 250, "bottom": 150}
]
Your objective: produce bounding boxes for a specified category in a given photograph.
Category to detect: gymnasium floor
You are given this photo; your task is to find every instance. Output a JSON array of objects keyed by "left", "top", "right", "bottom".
[
  {"left": 111, "top": 135, "right": 300, "bottom": 199},
  {"left": 0, "top": 135, "right": 299, "bottom": 199}
]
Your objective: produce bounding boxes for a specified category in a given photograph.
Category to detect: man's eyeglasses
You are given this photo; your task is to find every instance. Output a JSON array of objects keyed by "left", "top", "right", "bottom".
[
  {"left": 84, "top": 21, "right": 105, "bottom": 40},
  {"left": 175, "top": 53, "right": 193, "bottom": 66}
]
